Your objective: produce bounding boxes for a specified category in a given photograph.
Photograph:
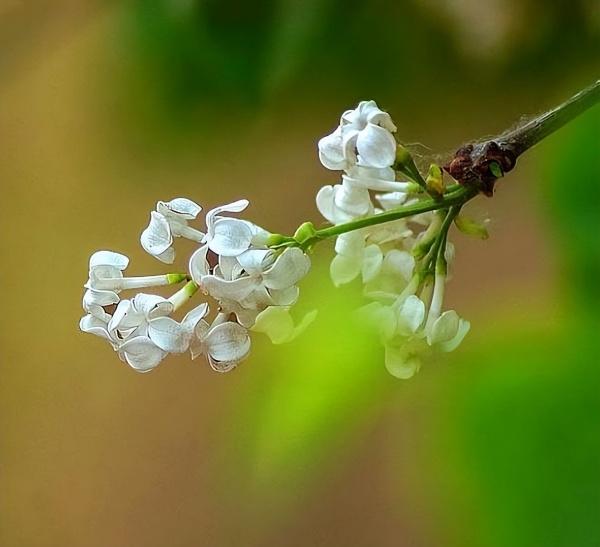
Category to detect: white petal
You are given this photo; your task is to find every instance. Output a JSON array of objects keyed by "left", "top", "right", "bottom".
[
  {"left": 140, "top": 212, "right": 173, "bottom": 256},
  {"left": 355, "top": 123, "right": 396, "bottom": 168},
  {"left": 201, "top": 275, "right": 258, "bottom": 302},
  {"left": 237, "top": 248, "right": 274, "bottom": 273},
  {"left": 427, "top": 310, "right": 460, "bottom": 346},
  {"left": 182, "top": 303, "right": 210, "bottom": 334},
  {"left": 230, "top": 305, "right": 260, "bottom": 328},
  {"left": 132, "top": 293, "right": 173, "bottom": 319},
  {"left": 217, "top": 255, "right": 244, "bottom": 281},
  {"left": 269, "top": 285, "right": 299, "bottom": 306},
  {"left": 317, "top": 128, "right": 347, "bottom": 170},
  {"left": 154, "top": 247, "right": 176, "bottom": 265},
  {"left": 205, "top": 322, "right": 251, "bottom": 363},
  {"left": 334, "top": 184, "right": 371, "bottom": 218},
  {"left": 316, "top": 185, "right": 336, "bottom": 223},
  {"left": 385, "top": 344, "right": 421, "bottom": 379},
  {"left": 189, "top": 320, "right": 210, "bottom": 360},
  {"left": 205, "top": 199, "right": 249, "bottom": 234},
  {"left": 363, "top": 102, "right": 397, "bottom": 132},
  {"left": 383, "top": 250, "right": 415, "bottom": 283},
  {"left": 439, "top": 318, "right": 470, "bottom": 352},
  {"left": 157, "top": 197, "right": 202, "bottom": 219},
  {"left": 329, "top": 253, "right": 361, "bottom": 287},
  {"left": 334, "top": 231, "right": 365, "bottom": 257},
  {"left": 262, "top": 248, "right": 311, "bottom": 290},
  {"left": 89, "top": 251, "right": 129, "bottom": 271},
  {"left": 361, "top": 244, "right": 383, "bottom": 283},
  {"left": 343, "top": 166, "right": 407, "bottom": 192},
  {"left": 376, "top": 191, "right": 409, "bottom": 210},
  {"left": 252, "top": 307, "right": 317, "bottom": 344},
  {"left": 79, "top": 314, "right": 114, "bottom": 343},
  {"left": 249, "top": 223, "right": 271, "bottom": 246},
  {"left": 120, "top": 336, "right": 167, "bottom": 372},
  {"left": 108, "top": 299, "right": 142, "bottom": 336},
  {"left": 189, "top": 245, "right": 210, "bottom": 283},
  {"left": 148, "top": 317, "right": 188, "bottom": 353},
  {"left": 83, "top": 287, "right": 119, "bottom": 310},
  {"left": 395, "top": 295, "right": 425, "bottom": 336},
  {"left": 209, "top": 218, "right": 253, "bottom": 257}
]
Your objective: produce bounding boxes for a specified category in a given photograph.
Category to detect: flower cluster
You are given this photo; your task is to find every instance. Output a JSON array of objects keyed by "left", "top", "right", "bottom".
[
  {"left": 80, "top": 199, "right": 315, "bottom": 373},
  {"left": 317, "top": 100, "right": 471, "bottom": 378}
]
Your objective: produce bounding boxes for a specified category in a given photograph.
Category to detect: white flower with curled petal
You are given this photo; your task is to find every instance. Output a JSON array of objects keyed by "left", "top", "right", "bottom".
[
  {"left": 190, "top": 315, "right": 251, "bottom": 373},
  {"left": 318, "top": 100, "right": 397, "bottom": 170},
  {"left": 316, "top": 167, "right": 413, "bottom": 226},
  {"left": 141, "top": 198, "right": 204, "bottom": 264},
  {"left": 423, "top": 271, "right": 470, "bottom": 352},
  {"left": 82, "top": 287, "right": 120, "bottom": 322},
  {"left": 107, "top": 292, "right": 207, "bottom": 373},
  {"left": 377, "top": 295, "right": 428, "bottom": 379},
  {"left": 200, "top": 247, "right": 311, "bottom": 305},
  {"left": 86, "top": 251, "right": 129, "bottom": 290},
  {"left": 316, "top": 181, "right": 372, "bottom": 225},
  {"left": 202, "top": 200, "right": 257, "bottom": 257},
  {"left": 79, "top": 313, "right": 120, "bottom": 350},
  {"left": 86, "top": 250, "right": 186, "bottom": 292}
]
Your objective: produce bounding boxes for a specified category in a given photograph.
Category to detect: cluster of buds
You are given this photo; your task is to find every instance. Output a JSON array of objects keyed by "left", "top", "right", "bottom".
[
  {"left": 80, "top": 200, "right": 315, "bottom": 373},
  {"left": 316, "top": 101, "right": 482, "bottom": 378}
]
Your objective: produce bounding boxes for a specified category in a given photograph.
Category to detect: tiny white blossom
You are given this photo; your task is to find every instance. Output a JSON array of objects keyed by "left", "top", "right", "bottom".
[
  {"left": 141, "top": 198, "right": 204, "bottom": 264},
  {"left": 318, "top": 100, "right": 397, "bottom": 170},
  {"left": 200, "top": 247, "right": 311, "bottom": 304},
  {"left": 202, "top": 200, "right": 257, "bottom": 257},
  {"left": 190, "top": 315, "right": 251, "bottom": 372}
]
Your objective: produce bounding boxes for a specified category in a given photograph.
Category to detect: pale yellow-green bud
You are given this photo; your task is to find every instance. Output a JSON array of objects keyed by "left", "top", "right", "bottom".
[
  {"left": 293, "top": 222, "right": 317, "bottom": 244},
  {"left": 266, "top": 233, "right": 287, "bottom": 247},
  {"left": 425, "top": 163, "right": 445, "bottom": 196},
  {"left": 395, "top": 144, "right": 413, "bottom": 167},
  {"left": 454, "top": 214, "right": 489, "bottom": 240}
]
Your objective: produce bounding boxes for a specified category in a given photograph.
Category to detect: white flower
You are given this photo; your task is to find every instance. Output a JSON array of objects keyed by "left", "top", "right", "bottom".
[
  {"left": 318, "top": 100, "right": 397, "bottom": 170},
  {"left": 316, "top": 167, "right": 412, "bottom": 226},
  {"left": 86, "top": 250, "right": 185, "bottom": 292},
  {"left": 328, "top": 217, "right": 413, "bottom": 288},
  {"left": 330, "top": 232, "right": 383, "bottom": 287},
  {"left": 200, "top": 247, "right": 311, "bottom": 305},
  {"left": 86, "top": 250, "right": 129, "bottom": 290},
  {"left": 190, "top": 315, "right": 251, "bottom": 372},
  {"left": 108, "top": 294, "right": 207, "bottom": 372},
  {"left": 202, "top": 200, "right": 257, "bottom": 257},
  {"left": 79, "top": 313, "right": 120, "bottom": 350},
  {"left": 82, "top": 287, "right": 120, "bottom": 322},
  {"left": 141, "top": 198, "right": 204, "bottom": 264},
  {"left": 316, "top": 182, "right": 372, "bottom": 225}
]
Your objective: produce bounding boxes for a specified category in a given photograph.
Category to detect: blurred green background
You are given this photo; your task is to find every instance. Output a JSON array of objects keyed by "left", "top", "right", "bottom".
[{"left": 0, "top": 1, "right": 599, "bottom": 546}]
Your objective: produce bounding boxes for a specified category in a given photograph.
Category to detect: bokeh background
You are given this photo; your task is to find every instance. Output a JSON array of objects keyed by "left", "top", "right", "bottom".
[{"left": 1, "top": 1, "right": 599, "bottom": 546}]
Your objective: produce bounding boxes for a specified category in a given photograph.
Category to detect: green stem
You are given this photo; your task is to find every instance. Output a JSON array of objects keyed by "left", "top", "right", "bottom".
[
  {"left": 498, "top": 79, "right": 600, "bottom": 157},
  {"left": 302, "top": 186, "right": 477, "bottom": 248},
  {"left": 423, "top": 205, "right": 461, "bottom": 274}
]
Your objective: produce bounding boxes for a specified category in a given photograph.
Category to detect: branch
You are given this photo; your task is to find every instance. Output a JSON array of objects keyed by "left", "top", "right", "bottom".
[{"left": 444, "top": 79, "right": 600, "bottom": 196}]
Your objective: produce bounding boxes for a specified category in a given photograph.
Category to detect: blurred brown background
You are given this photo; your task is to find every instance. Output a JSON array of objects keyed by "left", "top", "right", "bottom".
[{"left": 0, "top": 1, "right": 599, "bottom": 546}]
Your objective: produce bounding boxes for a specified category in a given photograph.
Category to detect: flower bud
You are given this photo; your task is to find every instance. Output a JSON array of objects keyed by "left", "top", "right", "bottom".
[
  {"left": 454, "top": 214, "right": 489, "bottom": 240},
  {"left": 293, "top": 222, "right": 317, "bottom": 244},
  {"left": 266, "top": 233, "right": 287, "bottom": 247},
  {"left": 394, "top": 144, "right": 413, "bottom": 167},
  {"left": 425, "top": 164, "right": 445, "bottom": 196}
]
